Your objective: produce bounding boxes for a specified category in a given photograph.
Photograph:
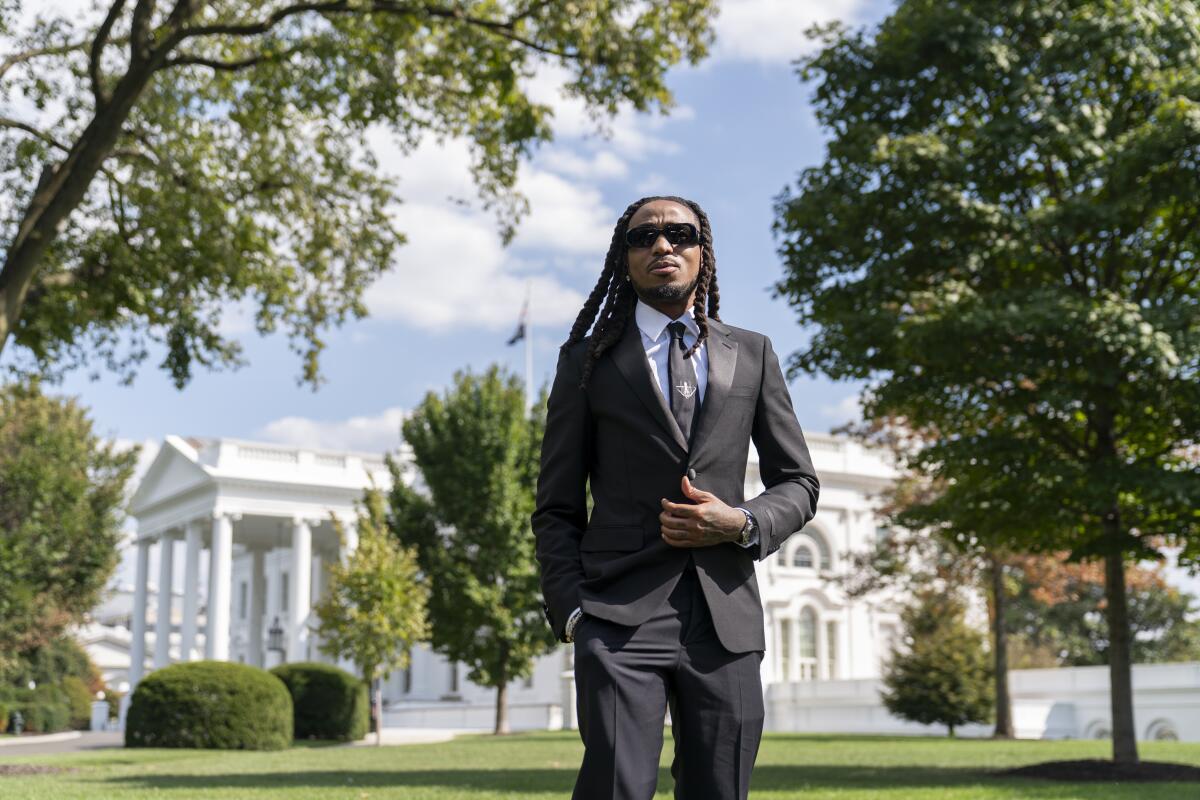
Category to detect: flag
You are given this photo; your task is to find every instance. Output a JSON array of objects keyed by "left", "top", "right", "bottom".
[{"left": 507, "top": 295, "right": 528, "bottom": 345}]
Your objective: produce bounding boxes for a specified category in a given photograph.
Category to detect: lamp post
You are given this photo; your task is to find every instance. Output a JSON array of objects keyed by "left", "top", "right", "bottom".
[{"left": 267, "top": 616, "right": 286, "bottom": 664}]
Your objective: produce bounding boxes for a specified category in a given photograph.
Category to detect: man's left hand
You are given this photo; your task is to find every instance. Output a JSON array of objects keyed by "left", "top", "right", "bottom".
[{"left": 660, "top": 475, "right": 746, "bottom": 548}]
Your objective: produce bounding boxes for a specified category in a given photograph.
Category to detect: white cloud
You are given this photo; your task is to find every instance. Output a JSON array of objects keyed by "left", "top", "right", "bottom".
[
  {"left": 712, "top": 0, "right": 876, "bottom": 64},
  {"left": 820, "top": 392, "right": 862, "bottom": 424},
  {"left": 538, "top": 149, "right": 629, "bottom": 181},
  {"left": 257, "top": 406, "right": 408, "bottom": 453}
]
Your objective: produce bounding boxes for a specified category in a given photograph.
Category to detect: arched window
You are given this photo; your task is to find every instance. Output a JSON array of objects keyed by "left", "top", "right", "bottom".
[
  {"left": 798, "top": 607, "right": 817, "bottom": 680},
  {"left": 789, "top": 532, "right": 831, "bottom": 570}
]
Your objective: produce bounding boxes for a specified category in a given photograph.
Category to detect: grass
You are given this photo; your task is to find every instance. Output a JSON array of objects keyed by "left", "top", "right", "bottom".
[{"left": 0, "top": 731, "right": 1198, "bottom": 799}]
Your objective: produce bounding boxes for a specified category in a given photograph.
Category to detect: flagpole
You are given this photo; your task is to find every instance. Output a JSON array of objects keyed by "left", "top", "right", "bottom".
[{"left": 524, "top": 279, "right": 533, "bottom": 415}]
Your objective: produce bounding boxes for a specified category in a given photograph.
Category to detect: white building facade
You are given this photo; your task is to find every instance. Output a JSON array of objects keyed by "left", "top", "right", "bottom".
[{"left": 112, "top": 431, "right": 1199, "bottom": 741}]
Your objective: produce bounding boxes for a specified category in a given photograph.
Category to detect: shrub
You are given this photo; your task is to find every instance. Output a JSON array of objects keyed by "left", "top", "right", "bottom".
[
  {"left": 270, "top": 662, "right": 368, "bottom": 742},
  {"left": 3, "top": 686, "right": 71, "bottom": 733},
  {"left": 125, "top": 661, "right": 292, "bottom": 750},
  {"left": 62, "top": 675, "right": 95, "bottom": 729}
]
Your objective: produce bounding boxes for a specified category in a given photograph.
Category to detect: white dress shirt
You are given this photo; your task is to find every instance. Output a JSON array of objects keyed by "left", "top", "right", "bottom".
[{"left": 634, "top": 298, "right": 709, "bottom": 408}]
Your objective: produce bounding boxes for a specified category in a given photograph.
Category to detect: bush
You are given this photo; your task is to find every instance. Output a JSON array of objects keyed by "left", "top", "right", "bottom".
[
  {"left": 62, "top": 675, "right": 95, "bottom": 729},
  {"left": 3, "top": 686, "right": 71, "bottom": 733},
  {"left": 270, "top": 662, "right": 368, "bottom": 742},
  {"left": 125, "top": 661, "right": 292, "bottom": 750}
]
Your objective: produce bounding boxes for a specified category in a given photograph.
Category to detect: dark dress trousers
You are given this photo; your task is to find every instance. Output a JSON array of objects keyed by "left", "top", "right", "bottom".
[{"left": 532, "top": 312, "right": 820, "bottom": 799}]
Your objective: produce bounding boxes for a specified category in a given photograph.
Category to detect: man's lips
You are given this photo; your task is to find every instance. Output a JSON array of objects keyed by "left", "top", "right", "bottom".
[{"left": 649, "top": 261, "right": 679, "bottom": 276}]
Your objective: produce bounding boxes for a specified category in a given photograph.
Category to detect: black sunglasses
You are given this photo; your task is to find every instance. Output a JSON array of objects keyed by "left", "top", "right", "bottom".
[{"left": 624, "top": 222, "right": 700, "bottom": 249}]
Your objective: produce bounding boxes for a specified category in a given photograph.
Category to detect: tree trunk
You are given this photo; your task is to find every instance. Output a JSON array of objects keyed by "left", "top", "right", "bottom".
[
  {"left": 494, "top": 642, "right": 511, "bottom": 735},
  {"left": 374, "top": 674, "right": 384, "bottom": 747},
  {"left": 0, "top": 64, "right": 157, "bottom": 360},
  {"left": 947, "top": 723, "right": 955, "bottom": 738},
  {"left": 990, "top": 553, "right": 1014, "bottom": 738},
  {"left": 1104, "top": 539, "right": 1138, "bottom": 764}
]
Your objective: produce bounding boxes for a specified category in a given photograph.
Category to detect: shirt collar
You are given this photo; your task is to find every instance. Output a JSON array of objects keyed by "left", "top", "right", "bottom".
[{"left": 634, "top": 298, "right": 700, "bottom": 344}]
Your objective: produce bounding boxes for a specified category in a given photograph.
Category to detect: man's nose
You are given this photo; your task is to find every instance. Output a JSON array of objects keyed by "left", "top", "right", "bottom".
[{"left": 652, "top": 234, "right": 673, "bottom": 255}]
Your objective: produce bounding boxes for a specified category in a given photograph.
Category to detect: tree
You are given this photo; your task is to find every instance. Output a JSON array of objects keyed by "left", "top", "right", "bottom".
[
  {"left": 880, "top": 589, "right": 993, "bottom": 738},
  {"left": 314, "top": 486, "right": 428, "bottom": 746},
  {"left": 0, "top": 379, "right": 137, "bottom": 676},
  {"left": 0, "top": 0, "right": 715, "bottom": 387},
  {"left": 774, "top": 0, "right": 1200, "bottom": 764},
  {"left": 386, "top": 364, "right": 553, "bottom": 734},
  {"left": 1004, "top": 552, "right": 1200, "bottom": 668},
  {"left": 836, "top": 414, "right": 1016, "bottom": 738}
]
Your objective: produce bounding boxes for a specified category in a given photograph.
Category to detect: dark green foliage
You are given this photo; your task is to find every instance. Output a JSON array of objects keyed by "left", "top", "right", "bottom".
[
  {"left": 270, "top": 662, "right": 368, "bottom": 742},
  {"left": 388, "top": 365, "right": 555, "bottom": 733},
  {"left": 0, "top": 382, "right": 138, "bottom": 674},
  {"left": 0, "top": 2, "right": 717, "bottom": 389},
  {"left": 61, "top": 675, "right": 94, "bottom": 730},
  {"left": 774, "top": 0, "right": 1200, "bottom": 763},
  {"left": 125, "top": 661, "right": 292, "bottom": 750},
  {"left": 881, "top": 591, "right": 993, "bottom": 737},
  {"left": 2, "top": 685, "right": 71, "bottom": 733}
]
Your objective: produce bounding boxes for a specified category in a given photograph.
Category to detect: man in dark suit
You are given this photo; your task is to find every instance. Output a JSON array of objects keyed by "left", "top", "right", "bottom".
[{"left": 532, "top": 195, "right": 820, "bottom": 800}]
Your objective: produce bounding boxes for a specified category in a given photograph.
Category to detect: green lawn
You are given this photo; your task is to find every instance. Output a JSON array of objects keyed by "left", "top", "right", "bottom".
[{"left": 1, "top": 731, "right": 1198, "bottom": 799}]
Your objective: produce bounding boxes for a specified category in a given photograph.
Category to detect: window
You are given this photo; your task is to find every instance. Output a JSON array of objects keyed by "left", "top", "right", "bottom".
[
  {"left": 825, "top": 620, "right": 838, "bottom": 679},
  {"left": 281, "top": 572, "right": 289, "bottom": 612},
  {"left": 779, "top": 619, "right": 792, "bottom": 681},
  {"left": 238, "top": 581, "right": 248, "bottom": 620},
  {"left": 789, "top": 533, "right": 831, "bottom": 570},
  {"left": 798, "top": 607, "right": 817, "bottom": 680}
]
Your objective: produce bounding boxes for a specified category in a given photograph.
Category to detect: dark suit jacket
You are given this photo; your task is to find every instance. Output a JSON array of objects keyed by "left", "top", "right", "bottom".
[{"left": 531, "top": 312, "right": 820, "bottom": 653}]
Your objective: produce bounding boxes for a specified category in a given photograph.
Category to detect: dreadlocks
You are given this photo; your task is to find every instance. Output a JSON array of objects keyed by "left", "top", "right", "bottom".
[{"left": 563, "top": 195, "right": 721, "bottom": 389}]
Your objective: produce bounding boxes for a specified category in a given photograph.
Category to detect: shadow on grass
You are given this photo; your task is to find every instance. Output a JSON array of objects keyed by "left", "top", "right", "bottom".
[{"left": 94, "top": 764, "right": 1197, "bottom": 795}]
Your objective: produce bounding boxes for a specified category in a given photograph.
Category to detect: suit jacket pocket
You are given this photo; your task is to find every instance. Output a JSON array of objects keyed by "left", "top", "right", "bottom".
[{"left": 580, "top": 526, "right": 643, "bottom": 552}]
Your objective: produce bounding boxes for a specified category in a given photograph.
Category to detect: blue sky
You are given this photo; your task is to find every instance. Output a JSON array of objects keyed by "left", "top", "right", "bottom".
[
  {"left": 9, "top": 1, "right": 1198, "bottom": 596},
  {"left": 33, "top": 0, "right": 891, "bottom": 459}
]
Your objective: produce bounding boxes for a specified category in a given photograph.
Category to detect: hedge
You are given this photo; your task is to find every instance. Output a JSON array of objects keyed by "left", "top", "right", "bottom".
[
  {"left": 125, "top": 661, "right": 292, "bottom": 750},
  {"left": 2, "top": 686, "right": 71, "bottom": 733},
  {"left": 270, "top": 662, "right": 368, "bottom": 742}
]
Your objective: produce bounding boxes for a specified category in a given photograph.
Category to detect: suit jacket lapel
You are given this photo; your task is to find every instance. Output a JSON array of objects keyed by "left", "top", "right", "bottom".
[
  {"left": 691, "top": 318, "right": 738, "bottom": 458},
  {"left": 612, "top": 314, "right": 690, "bottom": 452}
]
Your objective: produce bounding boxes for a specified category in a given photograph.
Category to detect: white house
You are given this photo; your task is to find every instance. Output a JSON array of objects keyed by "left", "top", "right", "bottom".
[{"left": 105, "top": 431, "right": 1199, "bottom": 741}]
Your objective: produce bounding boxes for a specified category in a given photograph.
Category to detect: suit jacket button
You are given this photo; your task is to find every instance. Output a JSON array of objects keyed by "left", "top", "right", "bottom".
[{"left": 687, "top": 468, "right": 697, "bottom": 481}]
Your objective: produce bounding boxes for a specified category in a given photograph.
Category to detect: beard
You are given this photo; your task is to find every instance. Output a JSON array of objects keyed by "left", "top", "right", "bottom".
[{"left": 631, "top": 273, "right": 699, "bottom": 305}]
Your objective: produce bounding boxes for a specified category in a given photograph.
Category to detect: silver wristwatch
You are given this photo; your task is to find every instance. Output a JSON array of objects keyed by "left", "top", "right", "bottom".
[{"left": 736, "top": 507, "right": 756, "bottom": 546}]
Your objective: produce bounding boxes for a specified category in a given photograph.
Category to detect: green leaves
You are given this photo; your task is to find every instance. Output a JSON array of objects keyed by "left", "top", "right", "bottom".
[
  {"left": 388, "top": 364, "right": 554, "bottom": 695},
  {"left": 1, "top": 1, "right": 716, "bottom": 387},
  {"left": 0, "top": 379, "right": 137, "bottom": 677},
  {"left": 881, "top": 589, "right": 993, "bottom": 736},
  {"left": 314, "top": 486, "right": 429, "bottom": 683},
  {"left": 774, "top": 0, "right": 1200, "bottom": 566}
]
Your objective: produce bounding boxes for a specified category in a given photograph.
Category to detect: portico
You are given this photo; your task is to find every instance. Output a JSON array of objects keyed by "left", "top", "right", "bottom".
[{"left": 121, "top": 435, "right": 395, "bottom": 724}]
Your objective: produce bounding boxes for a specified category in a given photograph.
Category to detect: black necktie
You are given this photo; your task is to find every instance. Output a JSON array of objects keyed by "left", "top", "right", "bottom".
[{"left": 667, "top": 321, "right": 699, "bottom": 442}]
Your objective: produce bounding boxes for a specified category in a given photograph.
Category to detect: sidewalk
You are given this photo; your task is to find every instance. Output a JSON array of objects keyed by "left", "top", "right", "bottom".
[
  {"left": 344, "top": 727, "right": 474, "bottom": 746},
  {"left": 0, "top": 731, "right": 123, "bottom": 757}
]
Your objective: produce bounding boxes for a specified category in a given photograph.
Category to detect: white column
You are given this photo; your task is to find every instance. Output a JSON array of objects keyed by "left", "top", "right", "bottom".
[
  {"left": 153, "top": 532, "right": 177, "bottom": 668},
  {"left": 206, "top": 511, "right": 236, "bottom": 661},
  {"left": 179, "top": 519, "right": 203, "bottom": 661},
  {"left": 128, "top": 536, "right": 152, "bottom": 687},
  {"left": 289, "top": 516, "right": 313, "bottom": 662},
  {"left": 248, "top": 548, "right": 267, "bottom": 667}
]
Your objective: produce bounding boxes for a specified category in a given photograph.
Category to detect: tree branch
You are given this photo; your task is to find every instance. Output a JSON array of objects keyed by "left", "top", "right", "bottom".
[
  {"left": 91, "top": 0, "right": 129, "bottom": 107},
  {"left": 0, "top": 117, "right": 70, "bottom": 152},
  {"left": 165, "top": 0, "right": 578, "bottom": 61},
  {"left": 0, "top": 38, "right": 93, "bottom": 81},
  {"left": 130, "top": 0, "right": 158, "bottom": 61}
]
